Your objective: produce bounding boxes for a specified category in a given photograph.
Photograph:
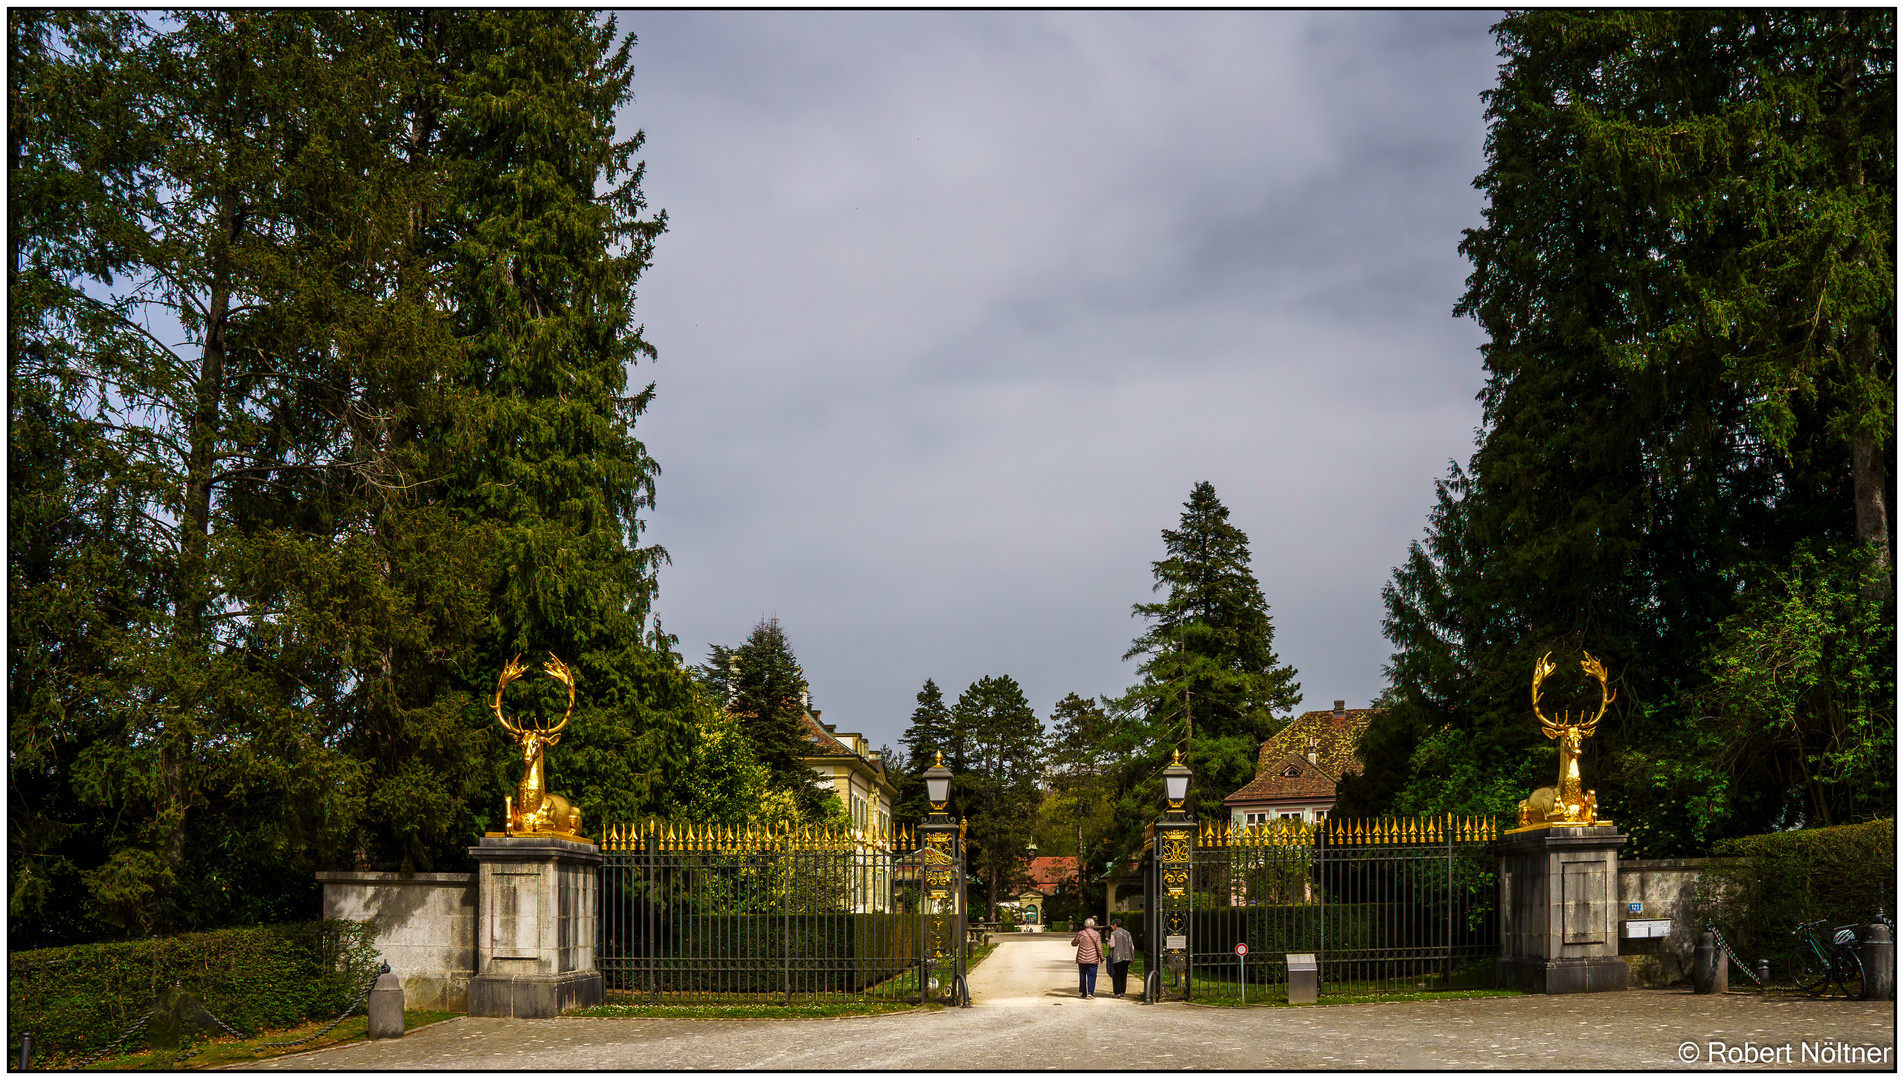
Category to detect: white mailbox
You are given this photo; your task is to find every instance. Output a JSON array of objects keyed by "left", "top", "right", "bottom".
[{"left": 1623, "top": 918, "right": 1672, "bottom": 939}]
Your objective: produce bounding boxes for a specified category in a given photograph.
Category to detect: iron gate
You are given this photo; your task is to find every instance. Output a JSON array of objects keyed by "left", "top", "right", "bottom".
[
  {"left": 1145, "top": 815, "right": 1500, "bottom": 1001},
  {"left": 597, "top": 820, "right": 966, "bottom": 1006}
]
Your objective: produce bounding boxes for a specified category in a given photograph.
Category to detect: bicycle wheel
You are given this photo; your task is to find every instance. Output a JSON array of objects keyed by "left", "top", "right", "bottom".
[
  {"left": 1790, "top": 947, "right": 1829, "bottom": 996},
  {"left": 1831, "top": 947, "right": 1865, "bottom": 1000}
]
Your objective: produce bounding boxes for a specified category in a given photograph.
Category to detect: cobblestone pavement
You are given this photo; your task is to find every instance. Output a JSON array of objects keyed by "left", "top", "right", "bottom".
[{"left": 249, "top": 938, "right": 1896, "bottom": 1071}]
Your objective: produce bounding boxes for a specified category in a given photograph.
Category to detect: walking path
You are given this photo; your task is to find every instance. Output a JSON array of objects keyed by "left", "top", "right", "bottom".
[
  {"left": 968, "top": 931, "right": 1137, "bottom": 1005},
  {"left": 248, "top": 938, "right": 1895, "bottom": 1071}
]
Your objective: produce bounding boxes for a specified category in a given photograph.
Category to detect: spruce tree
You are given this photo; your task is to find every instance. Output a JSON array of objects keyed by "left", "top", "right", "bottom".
[
  {"left": 891, "top": 678, "right": 951, "bottom": 830},
  {"left": 951, "top": 675, "right": 1044, "bottom": 918},
  {"left": 421, "top": 10, "right": 693, "bottom": 838},
  {"left": 1120, "top": 481, "right": 1300, "bottom": 815},
  {"left": 703, "top": 618, "right": 832, "bottom": 822}
]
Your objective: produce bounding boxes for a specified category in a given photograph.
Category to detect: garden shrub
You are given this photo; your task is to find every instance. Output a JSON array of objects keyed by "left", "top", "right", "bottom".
[
  {"left": 8, "top": 919, "right": 380, "bottom": 1064},
  {"left": 1699, "top": 818, "right": 1895, "bottom": 960}
]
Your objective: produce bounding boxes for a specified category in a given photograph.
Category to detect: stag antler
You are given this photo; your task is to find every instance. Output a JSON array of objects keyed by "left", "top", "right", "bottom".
[
  {"left": 1577, "top": 651, "right": 1615, "bottom": 737},
  {"left": 1531, "top": 651, "right": 1561, "bottom": 737},
  {"left": 493, "top": 654, "right": 530, "bottom": 734},
  {"left": 541, "top": 653, "right": 576, "bottom": 736}
]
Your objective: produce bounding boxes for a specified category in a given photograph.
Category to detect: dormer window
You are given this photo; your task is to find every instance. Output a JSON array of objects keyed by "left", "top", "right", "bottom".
[{"left": 1282, "top": 764, "right": 1303, "bottom": 778}]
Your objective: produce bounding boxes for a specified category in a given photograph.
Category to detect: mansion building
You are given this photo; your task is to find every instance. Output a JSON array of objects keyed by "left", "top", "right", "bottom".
[{"left": 1223, "top": 700, "right": 1377, "bottom": 825}]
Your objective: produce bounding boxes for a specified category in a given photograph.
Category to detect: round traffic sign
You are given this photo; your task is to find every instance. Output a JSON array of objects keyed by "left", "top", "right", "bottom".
[{"left": 1235, "top": 943, "right": 1248, "bottom": 956}]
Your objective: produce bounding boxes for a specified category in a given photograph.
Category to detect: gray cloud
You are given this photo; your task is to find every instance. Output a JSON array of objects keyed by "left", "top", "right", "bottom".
[{"left": 616, "top": 11, "right": 1501, "bottom": 751}]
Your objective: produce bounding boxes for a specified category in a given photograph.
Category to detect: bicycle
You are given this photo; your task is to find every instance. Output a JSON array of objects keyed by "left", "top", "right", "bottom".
[{"left": 1789, "top": 919, "right": 1863, "bottom": 999}]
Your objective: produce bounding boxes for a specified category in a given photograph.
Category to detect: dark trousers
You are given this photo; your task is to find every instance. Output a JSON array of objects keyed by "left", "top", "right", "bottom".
[
  {"left": 1078, "top": 963, "right": 1099, "bottom": 996},
  {"left": 1110, "top": 960, "right": 1131, "bottom": 995}
]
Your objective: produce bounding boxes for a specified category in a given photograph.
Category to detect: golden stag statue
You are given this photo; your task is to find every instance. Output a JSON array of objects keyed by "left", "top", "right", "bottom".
[
  {"left": 1516, "top": 651, "right": 1615, "bottom": 829},
  {"left": 494, "top": 653, "right": 583, "bottom": 838}
]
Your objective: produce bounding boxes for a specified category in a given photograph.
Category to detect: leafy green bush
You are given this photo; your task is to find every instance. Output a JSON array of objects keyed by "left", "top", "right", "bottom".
[
  {"left": 8, "top": 919, "right": 380, "bottom": 1063},
  {"left": 1700, "top": 818, "right": 1896, "bottom": 959}
]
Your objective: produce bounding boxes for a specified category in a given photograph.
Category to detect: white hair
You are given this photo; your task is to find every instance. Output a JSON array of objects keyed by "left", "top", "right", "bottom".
[{"left": 1084, "top": 917, "right": 1097, "bottom": 927}]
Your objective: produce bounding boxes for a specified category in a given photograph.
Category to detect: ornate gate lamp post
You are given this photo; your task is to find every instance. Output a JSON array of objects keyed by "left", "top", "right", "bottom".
[
  {"left": 1152, "top": 748, "right": 1195, "bottom": 1001},
  {"left": 917, "top": 752, "right": 969, "bottom": 1006}
]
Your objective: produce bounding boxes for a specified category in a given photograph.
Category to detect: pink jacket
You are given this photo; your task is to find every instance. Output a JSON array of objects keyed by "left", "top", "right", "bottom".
[{"left": 1071, "top": 927, "right": 1103, "bottom": 964}]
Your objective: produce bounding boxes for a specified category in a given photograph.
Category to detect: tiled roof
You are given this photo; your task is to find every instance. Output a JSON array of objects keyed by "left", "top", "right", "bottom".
[
  {"left": 799, "top": 712, "right": 856, "bottom": 757},
  {"left": 1223, "top": 708, "right": 1378, "bottom": 806},
  {"left": 1025, "top": 856, "right": 1078, "bottom": 886}
]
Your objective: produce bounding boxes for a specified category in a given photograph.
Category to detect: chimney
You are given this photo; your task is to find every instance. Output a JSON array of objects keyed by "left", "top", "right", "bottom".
[
  {"left": 1306, "top": 736, "right": 1318, "bottom": 764},
  {"left": 1333, "top": 700, "right": 1346, "bottom": 719}
]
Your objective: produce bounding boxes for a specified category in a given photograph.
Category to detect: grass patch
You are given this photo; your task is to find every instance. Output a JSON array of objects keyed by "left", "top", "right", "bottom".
[
  {"left": 967, "top": 941, "right": 998, "bottom": 971},
  {"left": 65, "top": 1009, "right": 458, "bottom": 1070},
  {"left": 573, "top": 1000, "right": 931, "bottom": 1019}
]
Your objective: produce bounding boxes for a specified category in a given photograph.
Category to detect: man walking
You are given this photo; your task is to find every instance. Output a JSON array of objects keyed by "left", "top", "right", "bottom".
[
  {"left": 1106, "top": 917, "right": 1135, "bottom": 997},
  {"left": 1071, "top": 917, "right": 1104, "bottom": 998}
]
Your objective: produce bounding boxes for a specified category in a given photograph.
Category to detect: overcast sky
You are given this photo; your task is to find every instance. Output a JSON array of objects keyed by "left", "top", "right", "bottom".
[{"left": 614, "top": 11, "right": 1503, "bottom": 754}]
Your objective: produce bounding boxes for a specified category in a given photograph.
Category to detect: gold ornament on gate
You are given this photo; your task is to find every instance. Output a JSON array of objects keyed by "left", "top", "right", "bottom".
[
  {"left": 492, "top": 653, "right": 585, "bottom": 839},
  {"left": 1512, "top": 651, "right": 1614, "bottom": 830}
]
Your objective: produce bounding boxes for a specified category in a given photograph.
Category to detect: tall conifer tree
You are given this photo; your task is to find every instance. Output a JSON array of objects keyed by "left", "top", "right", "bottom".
[
  {"left": 703, "top": 618, "right": 833, "bottom": 823},
  {"left": 1120, "top": 481, "right": 1300, "bottom": 815},
  {"left": 950, "top": 675, "right": 1044, "bottom": 918}
]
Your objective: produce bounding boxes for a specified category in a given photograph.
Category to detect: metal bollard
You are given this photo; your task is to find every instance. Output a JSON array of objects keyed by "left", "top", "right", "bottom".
[
  {"left": 1756, "top": 960, "right": 1770, "bottom": 988},
  {"left": 1861, "top": 922, "right": 1893, "bottom": 1002},
  {"left": 18, "top": 1032, "right": 32, "bottom": 1071},
  {"left": 367, "top": 970, "right": 405, "bottom": 1040},
  {"left": 1692, "top": 931, "right": 1727, "bottom": 994}
]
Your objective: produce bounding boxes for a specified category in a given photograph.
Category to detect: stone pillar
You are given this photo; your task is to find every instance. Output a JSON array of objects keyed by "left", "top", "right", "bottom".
[
  {"left": 1861, "top": 922, "right": 1894, "bottom": 1002},
  {"left": 1492, "top": 824, "right": 1630, "bottom": 994},
  {"left": 467, "top": 836, "right": 604, "bottom": 1018},
  {"left": 1691, "top": 931, "right": 1727, "bottom": 994}
]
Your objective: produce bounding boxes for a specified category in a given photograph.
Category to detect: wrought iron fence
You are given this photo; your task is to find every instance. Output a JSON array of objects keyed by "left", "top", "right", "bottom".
[
  {"left": 598, "top": 820, "right": 965, "bottom": 1006},
  {"left": 1181, "top": 815, "right": 1501, "bottom": 1000}
]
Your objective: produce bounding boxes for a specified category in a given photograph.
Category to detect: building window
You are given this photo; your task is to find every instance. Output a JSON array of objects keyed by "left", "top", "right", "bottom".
[{"left": 1280, "top": 811, "right": 1303, "bottom": 821}]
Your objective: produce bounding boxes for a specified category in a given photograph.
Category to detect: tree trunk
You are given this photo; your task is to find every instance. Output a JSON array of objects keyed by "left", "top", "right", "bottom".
[
  {"left": 1852, "top": 433, "right": 1890, "bottom": 563},
  {"left": 159, "top": 192, "right": 235, "bottom": 932}
]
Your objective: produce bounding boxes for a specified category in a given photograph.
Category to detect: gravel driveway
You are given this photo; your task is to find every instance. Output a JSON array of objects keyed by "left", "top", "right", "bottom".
[{"left": 247, "top": 937, "right": 1895, "bottom": 1071}]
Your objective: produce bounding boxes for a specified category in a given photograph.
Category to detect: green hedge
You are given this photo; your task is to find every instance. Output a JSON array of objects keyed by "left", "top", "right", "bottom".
[
  {"left": 8, "top": 919, "right": 380, "bottom": 1063},
  {"left": 1702, "top": 818, "right": 1896, "bottom": 959},
  {"left": 604, "top": 913, "right": 924, "bottom": 995}
]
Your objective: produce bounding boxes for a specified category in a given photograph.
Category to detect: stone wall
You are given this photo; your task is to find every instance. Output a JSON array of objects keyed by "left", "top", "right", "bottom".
[
  {"left": 1617, "top": 858, "right": 1704, "bottom": 988},
  {"left": 318, "top": 871, "right": 476, "bottom": 1011}
]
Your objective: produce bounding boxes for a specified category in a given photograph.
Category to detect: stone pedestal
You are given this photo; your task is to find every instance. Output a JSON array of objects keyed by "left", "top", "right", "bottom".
[
  {"left": 367, "top": 970, "right": 405, "bottom": 1039},
  {"left": 467, "top": 836, "right": 604, "bottom": 1018},
  {"left": 1493, "top": 824, "right": 1630, "bottom": 994}
]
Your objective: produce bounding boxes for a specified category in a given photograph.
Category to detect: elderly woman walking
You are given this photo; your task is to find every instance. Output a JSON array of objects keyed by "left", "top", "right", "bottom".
[{"left": 1071, "top": 916, "right": 1104, "bottom": 998}]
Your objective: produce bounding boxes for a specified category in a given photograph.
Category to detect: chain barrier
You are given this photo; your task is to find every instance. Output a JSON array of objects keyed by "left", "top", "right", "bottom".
[
  {"left": 1705, "top": 921, "right": 1763, "bottom": 986},
  {"left": 253, "top": 962, "right": 389, "bottom": 1050},
  {"left": 68, "top": 1010, "right": 155, "bottom": 1070},
  {"left": 57, "top": 961, "right": 386, "bottom": 1070}
]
